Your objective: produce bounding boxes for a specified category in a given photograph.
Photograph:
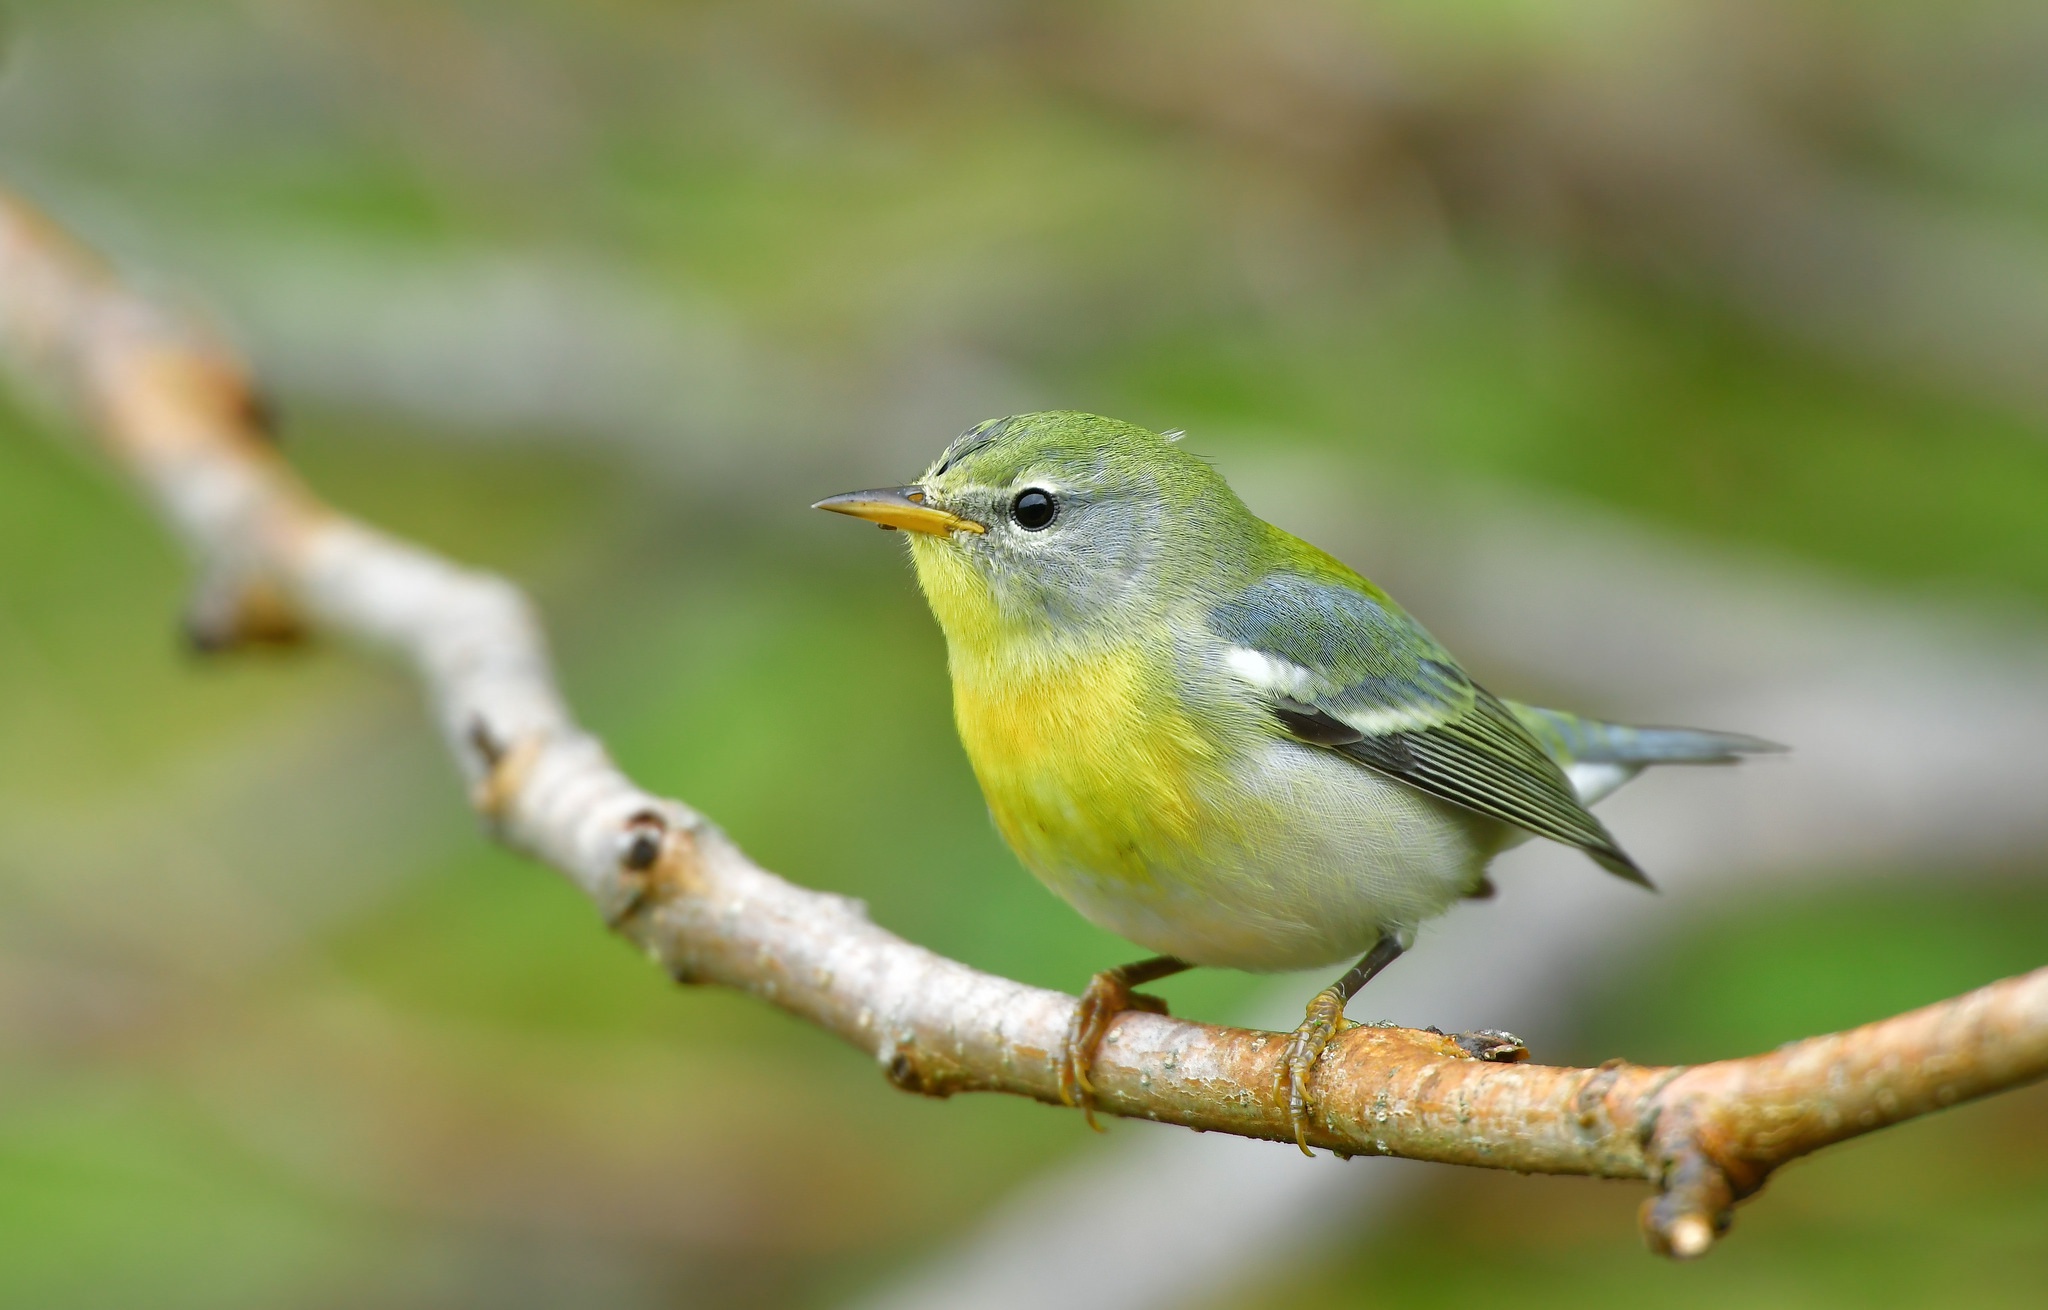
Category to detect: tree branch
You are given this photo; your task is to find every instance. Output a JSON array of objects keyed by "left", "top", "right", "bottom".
[{"left": 3, "top": 186, "right": 2042, "bottom": 1260}]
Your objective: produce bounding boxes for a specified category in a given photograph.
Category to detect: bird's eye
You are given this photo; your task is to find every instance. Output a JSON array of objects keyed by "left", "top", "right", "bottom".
[{"left": 1010, "top": 487, "right": 1057, "bottom": 531}]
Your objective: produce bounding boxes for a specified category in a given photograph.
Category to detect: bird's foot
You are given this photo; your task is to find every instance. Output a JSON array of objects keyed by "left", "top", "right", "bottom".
[
  {"left": 1059, "top": 968, "right": 1170, "bottom": 1130},
  {"left": 1276, "top": 984, "right": 1355, "bottom": 1156}
]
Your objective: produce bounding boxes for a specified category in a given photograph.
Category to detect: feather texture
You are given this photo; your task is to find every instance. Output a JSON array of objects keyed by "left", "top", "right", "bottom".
[
  {"left": 825, "top": 410, "right": 1783, "bottom": 971},
  {"left": 1208, "top": 574, "right": 1649, "bottom": 884}
]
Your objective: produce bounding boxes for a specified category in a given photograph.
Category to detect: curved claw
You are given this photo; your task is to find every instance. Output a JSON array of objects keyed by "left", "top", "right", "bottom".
[
  {"left": 1275, "top": 985, "right": 1352, "bottom": 1155},
  {"left": 1058, "top": 971, "right": 1169, "bottom": 1130}
]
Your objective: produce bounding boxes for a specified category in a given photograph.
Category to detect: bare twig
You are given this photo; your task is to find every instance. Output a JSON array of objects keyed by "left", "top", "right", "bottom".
[{"left": 2, "top": 186, "right": 2042, "bottom": 1259}]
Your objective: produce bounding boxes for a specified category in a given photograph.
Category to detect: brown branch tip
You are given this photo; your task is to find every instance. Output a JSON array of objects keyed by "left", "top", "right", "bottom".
[{"left": 2, "top": 185, "right": 2043, "bottom": 1260}]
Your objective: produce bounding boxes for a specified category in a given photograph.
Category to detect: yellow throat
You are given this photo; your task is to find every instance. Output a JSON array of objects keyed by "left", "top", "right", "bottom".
[{"left": 906, "top": 533, "right": 1225, "bottom": 887}]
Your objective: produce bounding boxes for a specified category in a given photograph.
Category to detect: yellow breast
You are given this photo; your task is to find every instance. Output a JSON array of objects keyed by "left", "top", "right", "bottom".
[
  {"left": 905, "top": 529, "right": 1241, "bottom": 888},
  {"left": 949, "top": 631, "right": 1225, "bottom": 888}
]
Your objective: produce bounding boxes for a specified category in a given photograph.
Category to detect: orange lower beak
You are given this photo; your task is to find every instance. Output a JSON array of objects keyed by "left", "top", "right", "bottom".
[{"left": 812, "top": 486, "right": 986, "bottom": 535}]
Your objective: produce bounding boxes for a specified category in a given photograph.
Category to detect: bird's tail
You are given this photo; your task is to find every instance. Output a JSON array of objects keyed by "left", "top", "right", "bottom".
[{"left": 1507, "top": 703, "right": 1784, "bottom": 806}]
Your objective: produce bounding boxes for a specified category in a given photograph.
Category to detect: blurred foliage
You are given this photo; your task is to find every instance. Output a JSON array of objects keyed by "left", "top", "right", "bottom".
[{"left": 2, "top": 0, "right": 2047, "bottom": 1306}]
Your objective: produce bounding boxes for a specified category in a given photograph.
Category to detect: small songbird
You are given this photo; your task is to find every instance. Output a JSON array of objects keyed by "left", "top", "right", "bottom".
[{"left": 816, "top": 413, "right": 1778, "bottom": 1149}]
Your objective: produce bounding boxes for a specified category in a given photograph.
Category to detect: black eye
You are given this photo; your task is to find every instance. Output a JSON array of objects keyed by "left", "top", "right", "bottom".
[{"left": 1011, "top": 487, "right": 1057, "bottom": 531}]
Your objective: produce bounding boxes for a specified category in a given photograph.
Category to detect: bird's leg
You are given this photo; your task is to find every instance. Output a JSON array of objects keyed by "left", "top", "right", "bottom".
[
  {"left": 1277, "top": 932, "right": 1406, "bottom": 1155},
  {"left": 1060, "top": 955, "right": 1191, "bottom": 1129}
]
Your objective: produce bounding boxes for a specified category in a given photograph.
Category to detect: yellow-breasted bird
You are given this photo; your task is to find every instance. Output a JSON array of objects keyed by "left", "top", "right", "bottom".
[{"left": 816, "top": 413, "right": 1779, "bottom": 1149}]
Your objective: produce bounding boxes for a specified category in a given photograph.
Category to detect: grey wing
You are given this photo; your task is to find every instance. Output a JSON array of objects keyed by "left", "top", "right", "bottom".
[{"left": 1209, "top": 574, "right": 1648, "bottom": 885}]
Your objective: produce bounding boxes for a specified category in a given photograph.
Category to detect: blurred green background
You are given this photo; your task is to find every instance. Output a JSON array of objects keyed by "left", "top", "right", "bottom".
[{"left": 2, "top": 1, "right": 2046, "bottom": 1306}]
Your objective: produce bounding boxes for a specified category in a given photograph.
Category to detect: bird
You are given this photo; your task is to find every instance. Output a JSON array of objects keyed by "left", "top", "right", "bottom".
[{"left": 814, "top": 412, "right": 1780, "bottom": 1150}]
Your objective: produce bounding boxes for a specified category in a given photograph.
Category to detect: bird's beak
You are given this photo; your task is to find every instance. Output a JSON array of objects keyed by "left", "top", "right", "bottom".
[{"left": 811, "top": 486, "right": 986, "bottom": 536}]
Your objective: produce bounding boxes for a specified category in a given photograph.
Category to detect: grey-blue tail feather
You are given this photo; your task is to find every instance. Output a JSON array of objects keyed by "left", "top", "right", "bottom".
[
  {"left": 1502, "top": 703, "right": 1780, "bottom": 892},
  {"left": 1508, "top": 704, "right": 1786, "bottom": 767}
]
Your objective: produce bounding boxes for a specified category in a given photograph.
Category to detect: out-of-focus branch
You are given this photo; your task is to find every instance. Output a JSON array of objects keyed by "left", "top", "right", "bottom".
[
  {"left": 2, "top": 186, "right": 2042, "bottom": 1260},
  {"left": 1011, "top": 0, "right": 2048, "bottom": 426}
]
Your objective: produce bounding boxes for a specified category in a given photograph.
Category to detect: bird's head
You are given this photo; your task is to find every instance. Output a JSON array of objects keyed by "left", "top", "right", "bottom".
[{"left": 814, "top": 412, "right": 1250, "bottom": 654}]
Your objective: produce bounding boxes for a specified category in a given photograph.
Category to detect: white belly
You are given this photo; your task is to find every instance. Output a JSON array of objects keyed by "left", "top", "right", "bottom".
[{"left": 1036, "top": 739, "right": 1507, "bottom": 973}]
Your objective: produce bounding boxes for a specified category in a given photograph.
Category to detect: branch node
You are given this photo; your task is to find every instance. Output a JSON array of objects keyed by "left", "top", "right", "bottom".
[
  {"left": 1574, "top": 1057, "right": 1632, "bottom": 1128},
  {"left": 1640, "top": 1154, "right": 1735, "bottom": 1259},
  {"left": 1663, "top": 1213, "right": 1718, "bottom": 1260},
  {"left": 1450, "top": 1029, "right": 1528, "bottom": 1063},
  {"left": 183, "top": 572, "right": 305, "bottom": 653},
  {"left": 606, "top": 809, "right": 690, "bottom": 929},
  {"left": 1640, "top": 1103, "right": 1745, "bottom": 1259},
  {"left": 884, "top": 1048, "right": 921, "bottom": 1092},
  {"left": 469, "top": 729, "right": 542, "bottom": 822},
  {"left": 467, "top": 716, "right": 506, "bottom": 769},
  {"left": 881, "top": 1037, "right": 960, "bottom": 1098},
  {"left": 619, "top": 811, "right": 667, "bottom": 873},
  {"left": 242, "top": 385, "right": 283, "bottom": 445}
]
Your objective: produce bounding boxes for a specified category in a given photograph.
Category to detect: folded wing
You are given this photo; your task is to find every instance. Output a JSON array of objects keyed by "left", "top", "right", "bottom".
[{"left": 1208, "top": 573, "right": 1649, "bottom": 885}]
